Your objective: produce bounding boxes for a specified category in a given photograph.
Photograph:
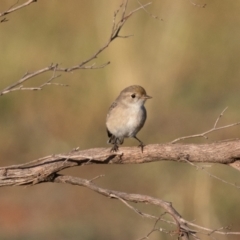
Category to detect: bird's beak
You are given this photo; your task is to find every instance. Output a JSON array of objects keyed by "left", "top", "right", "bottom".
[{"left": 143, "top": 94, "right": 152, "bottom": 99}]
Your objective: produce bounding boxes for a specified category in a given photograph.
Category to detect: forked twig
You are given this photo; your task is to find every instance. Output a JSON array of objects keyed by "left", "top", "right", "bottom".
[
  {"left": 138, "top": 216, "right": 171, "bottom": 240},
  {"left": 0, "top": 64, "right": 66, "bottom": 95},
  {"left": 0, "top": 64, "right": 58, "bottom": 95},
  {"left": 110, "top": 193, "right": 158, "bottom": 220},
  {"left": 171, "top": 107, "right": 240, "bottom": 144}
]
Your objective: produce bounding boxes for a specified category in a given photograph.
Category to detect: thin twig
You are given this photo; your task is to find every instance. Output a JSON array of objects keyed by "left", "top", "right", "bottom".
[
  {"left": 213, "top": 107, "right": 228, "bottom": 128},
  {"left": 186, "top": 220, "right": 239, "bottom": 236},
  {"left": 183, "top": 158, "right": 240, "bottom": 189},
  {"left": 0, "top": 0, "right": 37, "bottom": 19},
  {"left": 89, "top": 175, "right": 105, "bottom": 183},
  {"left": 0, "top": 65, "right": 68, "bottom": 96},
  {"left": 138, "top": 216, "right": 171, "bottom": 240},
  {"left": 0, "top": 64, "right": 57, "bottom": 95},
  {"left": 190, "top": 0, "right": 207, "bottom": 8},
  {"left": 137, "top": 0, "right": 159, "bottom": 19},
  {"left": 7, "top": 0, "right": 20, "bottom": 12},
  {"left": 171, "top": 107, "right": 240, "bottom": 144}
]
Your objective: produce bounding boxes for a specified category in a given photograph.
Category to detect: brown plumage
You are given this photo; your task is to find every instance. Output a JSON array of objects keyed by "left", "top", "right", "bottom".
[{"left": 106, "top": 85, "right": 152, "bottom": 152}]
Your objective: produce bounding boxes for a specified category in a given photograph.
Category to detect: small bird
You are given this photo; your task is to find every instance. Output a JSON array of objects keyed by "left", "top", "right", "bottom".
[{"left": 106, "top": 85, "right": 152, "bottom": 152}]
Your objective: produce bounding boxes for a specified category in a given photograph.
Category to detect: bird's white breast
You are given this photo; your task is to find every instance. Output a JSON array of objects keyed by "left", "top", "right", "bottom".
[{"left": 107, "top": 103, "right": 146, "bottom": 138}]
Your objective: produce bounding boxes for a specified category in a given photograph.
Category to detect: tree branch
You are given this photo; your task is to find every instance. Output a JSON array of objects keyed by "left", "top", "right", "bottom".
[
  {"left": 54, "top": 174, "right": 192, "bottom": 240},
  {"left": 0, "top": 1, "right": 152, "bottom": 96},
  {"left": 0, "top": 141, "right": 239, "bottom": 239},
  {"left": 1, "top": 140, "right": 240, "bottom": 187},
  {"left": 1, "top": 148, "right": 239, "bottom": 239},
  {"left": 53, "top": 174, "right": 240, "bottom": 239}
]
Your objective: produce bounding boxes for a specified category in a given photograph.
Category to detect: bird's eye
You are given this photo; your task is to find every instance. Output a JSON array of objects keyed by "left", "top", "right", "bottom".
[{"left": 131, "top": 93, "right": 136, "bottom": 98}]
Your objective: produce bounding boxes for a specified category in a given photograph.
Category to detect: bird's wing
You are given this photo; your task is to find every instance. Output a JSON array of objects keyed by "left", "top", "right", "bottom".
[
  {"left": 107, "top": 101, "right": 118, "bottom": 121},
  {"left": 107, "top": 101, "right": 118, "bottom": 115},
  {"left": 107, "top": 128, "right": 112, "bottom": 138},
  {"left": 106, "top": 101, "right": 118, "bottom": 138}
]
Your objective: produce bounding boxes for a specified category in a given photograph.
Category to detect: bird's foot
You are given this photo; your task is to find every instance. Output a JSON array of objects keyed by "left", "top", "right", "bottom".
[
  {"left": 138, "top": 143, "right": 145, "bottom": 153},
  {"left": 110, "top": 144, "right": 119, "bottom": 152}
]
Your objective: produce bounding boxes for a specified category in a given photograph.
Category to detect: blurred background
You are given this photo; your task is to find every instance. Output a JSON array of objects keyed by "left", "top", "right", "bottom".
[{"left": 0, "top": 0, "right": 240, "bottom": 239}]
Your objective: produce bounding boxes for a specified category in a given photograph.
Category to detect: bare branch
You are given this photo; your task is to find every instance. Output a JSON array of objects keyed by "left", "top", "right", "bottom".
[
  {"left": 171, "top": 107, "right": 240, "bottom": 144},
  {"left": 54, "top": 174, "right": 191, "bottom": 240},
  {"left": 0, "top": 1, "right": 151, "bottom": 96},
  {"left": 0, "top": 141, "right": 239, "bottom": 238},
  {"left": 0, "top": 64, "right": 57, "bottom": 96},
  {"left": 0, "top": 0, "right": 37, "bottom": 20},
  {"left": 0, "top": 64, "right": 68, "bottom": 95},
  {"left": 1, "top": 161, "right": 239, "bottom": 238},
  {"left": 1, "top": 141, "right": 240, "bottom": 187},
  {"left": 54, "top": 174, "right": 240, "bottom": 239},
  {"left": 57, "top": 1, "right": 152, "bottom": 70}
]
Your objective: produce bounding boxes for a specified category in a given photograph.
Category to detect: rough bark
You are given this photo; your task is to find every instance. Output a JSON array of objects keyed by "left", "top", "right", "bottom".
[
  {"left": 0, "top": 141, "right": 239, "bottom": 239},
  {"left": 1, "top": 140, "right": 240, "bottom": 187}
]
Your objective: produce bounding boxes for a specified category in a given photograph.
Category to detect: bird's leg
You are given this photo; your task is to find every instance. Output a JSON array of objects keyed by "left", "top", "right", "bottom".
[
  {"left": 110, "top": 144, "right": 119, "bottom": 152},
  {"left": 110, "top": 138, "right": 119, "bottom": 152},
  {"left": 134, "top": 136, "right": 145, "bottom": 153}
]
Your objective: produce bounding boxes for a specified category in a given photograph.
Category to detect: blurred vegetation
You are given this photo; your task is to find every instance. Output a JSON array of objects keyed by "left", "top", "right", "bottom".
[{"left": 0, "top": 0, "right": 240, "bottom": 239}]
